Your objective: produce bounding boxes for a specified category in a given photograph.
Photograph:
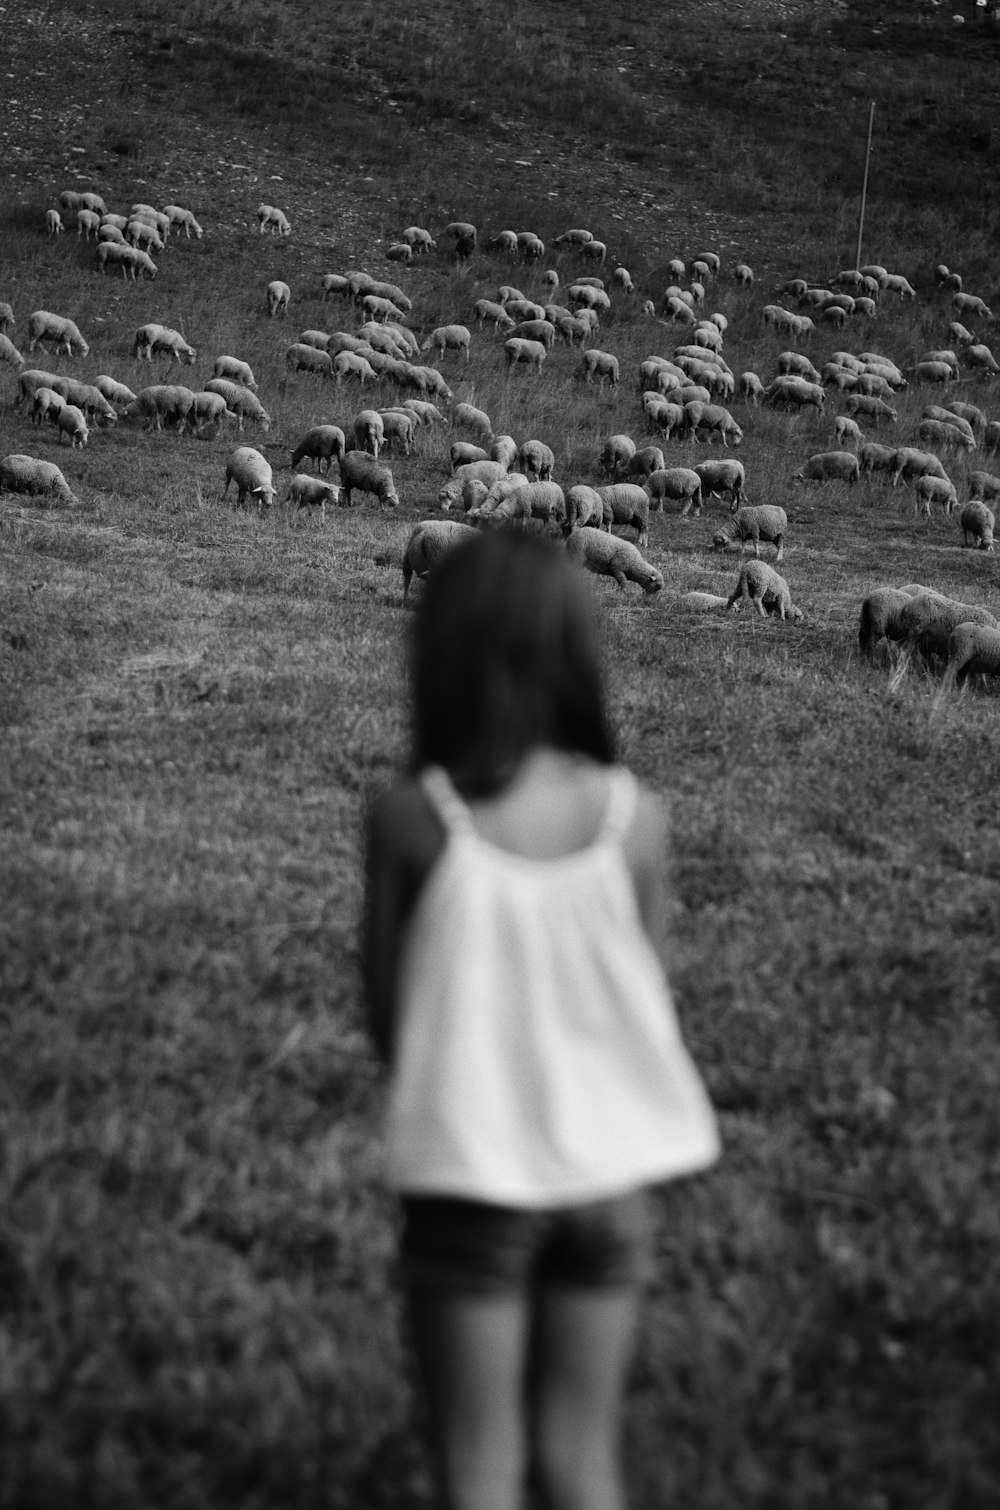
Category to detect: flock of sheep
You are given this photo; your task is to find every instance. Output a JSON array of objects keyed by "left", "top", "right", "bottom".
[{"left": 2, "top": 193, "right": 1000, "bottom": 688}]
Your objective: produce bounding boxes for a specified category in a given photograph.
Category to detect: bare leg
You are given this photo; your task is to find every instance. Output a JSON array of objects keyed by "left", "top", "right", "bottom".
[
  {"left": 408, "top": 1288, "right": 530, "bottom": 1510},
  {"left": 532, "top": 1287, "right": 641, "bottom": 1510}
]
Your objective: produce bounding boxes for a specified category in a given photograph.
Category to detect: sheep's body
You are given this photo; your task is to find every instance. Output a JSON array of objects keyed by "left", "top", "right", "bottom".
[
  {"left": 596, "top": 484, "right": 650, "bottom": 546},
  {"left": 286, "top": 474, "right": 340, "bottom": 525},
  {"left": 473, "top": 298, "right": 515, "bottom": 331},
  {"left": 451, "top": 442, "right": 490, "bottom": 471},
  {"left": 891, "top": 593, "right": 998, "bottom": 659},
  {"left": 764, "top": 375, "right": 825, "bottom": 411},
  {"left": 946, "top": 401, "right": 987, "bottom": 433},
  {"left": 793, "top": 451, "right": 860, "bottom": 485},
  {"left": 727, "top": 560, "right": 801, "bottom": 620},
  {"left": 913, "top": 361, "right": 953, "bottom": 385},
  {"left": 291, "top": 425, "right": 346, "bottom": 474},
  {"left": 921, "top": 349, "right": 959, "bottom": 378},
  {"left": 203, "top": 378, "right": 271, "bottom": 431},
  {"left": 922, "top": 405, "right": 975, "bottom": 443},
  {"left": 692, "top": 459, "right": 745, "bottom": 511},
  {"left": 600, "top": 435, "right": 636, "bottom": 476},
  {"left": 124, "top": 384, "right": 198, "bottom": 431},
  {"left": 134, "top": 323, "right": 195, "bottom": 365},
  {"left": 386, "top": 243, "right": 413, "bottom": 265},
  {"left": 917, "top": 418, "right": 975, "bottom": 454},
  {"left": 49, "top": 377, "right": 117, "bottom": 425},
  {"left": 854, "top": 372, "right": 896, "bottom": 400},
  {"left": 645, "top": 467, "right": 702, "bottom": 513},
  {"left": 453, "top": 403, "right": 493, "bottom": 442},
  {"left": 403, "top": 400, "right": 448, "bottom": 429},
  {"left": 266, "top": 280, "right": 291, "bottom": 317},
  {"left": 0, "top": 302, "right": 14, "bottom": 331},
  {"left": 45, "top": 209, "right": 64, "bottom": 235},
  {"left": 944, "top": 624, "right": 1000, "bottom": 686},
  {"left": 761, "top": 305, "right": 814, "bottom": 339},
  {"left": 333, "top": 351, "right": 379, "bottom": 387},
  {"left": 401, "top": 520, "right": 475, "bottom": 601},
  {"left": 16, "top": 368, "right": 61, "bottom": 407},
  {"left": 130, "top": 205, "right": 170, "bottom": 236},
  {"left": 845, "top": 394, "right": 898, "bottom": 424},
  {"left": 190, "top": 391, "right": 238, "bottom": 428},
  {"left": 377, "top": 410, "right": 417, "bottom": 455},
  {"left": 338, "top": 450, "right": 400, "bottom": 508},
  {"left": 914, "top": 475, "right": 959, "bottom": 516},
  {"left": 738, "top": 371, "right": 765, "bottom": 406},
  {"left": 565, "top": 528, "right": 663, "bottom": 594},
  {"left": 517, "top": 440, "right": 555, "bottom": 481},
  {"left": 960, "top": 501, "right": 995, "bottom": 550},
  {"left": 125, "top": 219, "right": 164, "bottom": 253},
  {"left": 964, "top": 344, "right": 1000, "bottom": 377},
  {"left": 286, "top": 342, "right": 333, "bottom": 377},
  {"left": 685, "top": 402, "right": 743, "bottom": 445},
  {"left": 891, "top": 448, "right": 948, "bottom": 486},
  {"left": 258, "top": 204, "right": 291, "bottom": 236},
  {"left": 504, "top": 338, "right": 547, "bottom": 372},
  {"left": 321, "top": 274, "right": 351, "bottom": 302},
  {"left": 489, "top": 435, "right": 518, "bottom": 472},
  {"left": 0, "top": 332, "right": 24, "bottom": 367},
  {"left": 31, "top": 387, "right": 65, "bottom": 427},
  {"left": 421, "top": 324, "right": 472, "bottom": 364},
  {"left": 96, "top": 242, "right": 157, "bottom": 280},
  {"left": 645, "top": 399, "right": 686, "bottom": 440},
  {"left": 612, "top": 267, "right": 634, "bottom": 294},
  {"left": 362, "top": 294, "right": 408, "bottom": 324},
  {"left": 0, "top": 454, "right": 79, "bottom": 506},
  {"left": 509, "top": 319, "right": 556, "bottom": 349},
  {"left": 352, "top": 409, "right": 385, "bottom": 459},
  {"left": 968, "top": 471, "right": 1000, "bottom": 503},
  {"left": 714, "top": 504, "right": 788, "bottom": 561},
  {"left": 477, "top": 480, "right": 565, "bottom": 528},
  {"left": 224, "top": 446, "right": 277, "bottom": 510},
  {"left": 565, "top": 485, "right": 607, "bottom": 530},
  {"left": 733, "top": 263, "right": 754, "bottom": 286},
  {"left": 952, "top": 292, "right": 992, "bottom": 320},
  {"left": 54, "top": 404, "right": 88, "bottom": 448},
  {"left": 834, "top": 416, "right": 863, "bottom": 447},
  {"left": 76, "top": 208, "right": 101, "bottom": 239},
  {"left": 444, "top": 221, "right": 478, "bottom": 258},
  {"left": 777, "top": 352, "right": 822, "bottom": 383},
  {"left": 504, "top": 298, "right": 546, "bottom": 323},
  {"left": 27, "top": 311, "right": 89, "bottom": 357},
  {"left": 624, "top": 446, "right": 666, "bottom": 481},
  {"left": 858, "top": 587, "right": 916, "bottom": 657},
  {"left": 163, "top": 206, "right": 203, "bottom": 239},
  {"left": 554, "top": 228, "right": 594, "bottom": 248}
]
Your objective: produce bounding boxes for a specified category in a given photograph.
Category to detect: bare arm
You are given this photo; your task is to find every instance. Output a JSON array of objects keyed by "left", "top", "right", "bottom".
[
  {"left": 622, "top": 786, "right": 674, "bottom": 976},
  {"left": 363, "top": 779, "right": 445, "bottom": 1066}
]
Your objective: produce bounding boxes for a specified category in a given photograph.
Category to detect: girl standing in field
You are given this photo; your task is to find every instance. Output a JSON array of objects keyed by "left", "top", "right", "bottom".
[{"left": 364, "top": 531, "right": 719, "bottom": 1510}]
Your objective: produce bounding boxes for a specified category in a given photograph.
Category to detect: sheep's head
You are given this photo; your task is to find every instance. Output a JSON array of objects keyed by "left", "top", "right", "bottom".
[{"left": 641, "top": 568, "right": 664, "bottom": 596}]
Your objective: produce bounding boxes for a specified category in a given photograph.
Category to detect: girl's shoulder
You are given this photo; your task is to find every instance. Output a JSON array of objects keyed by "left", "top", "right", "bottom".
[{"left": 368, "top": 774, "right": 446, "bottom": 874}]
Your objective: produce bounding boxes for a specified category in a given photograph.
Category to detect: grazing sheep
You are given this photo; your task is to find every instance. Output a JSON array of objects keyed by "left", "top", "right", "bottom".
[
  {"left": 854, "top": 296, "right": 878, "bottom": 318},
  {"left": 645, "top": 399, "right": 686, "bottom": 440},
  {"left": 966, "top": 471, "right": 1000, "bottom": 503},
  {"left": 685, "top": 402, "right": 743, "bottom": 445},
  {"left": 960, "top": 501, "right": 995, "bottom": 550},
  {"left": 727, "top": 560, "right": 802, "bottom": 621},
  {"left": 133, "top": 323, "right": 196, "bottom": 365},
  {"left": 764, "top": 375, "right": 825, "bottom": 411},
  {"left": 693, "top": 459, "right": 745, "bottom": 511},
  {"left": 15, "top": 368, "right": 61, "bottom": 406},
  {"left": 845, "top": 394, "right": 897, "bottom": 425},
  {"left": 952, "top": 292, "right": 992, "bottom": 321},
  {"left": 286, "top": 474, "right": 340, "bottom": 525},
  {"left": 286, "top": 343, "right": 333, "bottom": 377},
  {"left": 835, "top": 416, "right": 864, "bottom": 448},
  {"left": 504, "top": 298, "right": 546, "bottom": 322},
  {"left": 890, "top": 448, "right": 948, "bottom": 487},
  {"left": 333, "top": 351, "right": 379, "bottom": 387},
  {"left": 77, "top": 191, "right": 107, "bottom": 215},
  {"left": 474, "top": 480, "right": 565, "bottom": 529},
  {"left": 190, "top": 391, "right": 238, "bottom": 430},
  {"left": 948, "top": 321, "right": 975, "bottom": 346},
  {"left": 580, "top": 349, "right": 620, "bottom": 386},
  {"left": 76, "top": 208, "right": 101, "bottom": 240},
  {"left": 600, "top": 435, "right": 636, "bottom": 476},
  {"left": 793, "top": 451, "right": 860, "bottom": 485},
  {"left": 130, "top": 205, "right": 170, "bottom": 236},
  {"left": 0, "top": 332, "right": 24, "bottom": 368},
  {"left": 733, "top": 263, "right": 754, "bottom": 286},
  {"left": 321, "top": 274, "right": 351, "bottom": 302},
  {"left": 473, "top": 298, "right": 515, "bottom": 331},
  {"left": 489, "top": 435, "right": 518, "bottom": 472},
  {"left": 31, "top": 387, "right": 65, "bottom": 427},
  {"left": 377, "top": 410, "right": 417, "bottom": 455},
  {"left": 891, "top": 593, "right": 998, "bottom": 659},
  {"left": 854, "top": 372, "right": 896, "bottom": 400},
  {"left": 964, "top": 344, "right": 1000, "bottom": 377},
  {"left": 517, "top": 440, "right": 555, "bottom": 481},
  {"left": 922, "top": 405, "right": 975, "bottom": 443},
  {"left": 0, "top": 301, "right": 14, "bottom": 331},
  {"left": 403, "top": 364, "right": 452, "bottom": 402},
  {"left": 452, "top": 403, "right": 493, "bottom": 442},
  {"left": 55, "top": 403, "right": 88, "bottom": 449},
  {"left": 48, "top": 377, "right": 117, "bottom": 425},
  {"left": 338, "top": 450, "right": 400, "bottom": 508},
  {"left": 738, "top": 372, "right": 765, "bottom": 406},
  {"left": 882, "top": 273, "right": 916, "bottom": 301},
  {"left": 95, "top": 242, "right": 157, "bottom": 280},
  {"left": 921, "top": 348, "right": 960, "bottom": 378},
  {"left": 944, "top": 624, "right": 1000, "bottom": 687},
  {"left": 517, "top": 231, "right": 546, "bottom": 262},
  {"left": 777, "top": 352, "right": 822, "bottom": 383},
  {"left": 645, "top": 467, "right": 702, "bottom": 514},
  {"left": 125, "top": 219, "right": 164, "bottom": 253},
  {"left": 291, "top": 425, "right": 346, "bottom": 474},
  {"left": 362, "top": 294, "right": 409, "bottom": 324},
  {"left": 124, "top": 385, "right": 198, "bottom": 431},
  {"left": 451, "top": 442, "right": 490, "bottom": 471},
  {"left": 27, "top": 311, "right": 89, "bottom": 358},
  {"left": 163, "top": 206, "right": 203, "bottom": 239},
  {"left": 0, "top": 454, "right": 80, "bottom": 507},
  {"left": 213, "top": 355, "right": 257, "bottom": 390},
  {"left": 45, "top": 209, "right": 64, "bottom": 235},
  {"left": 568, "top": 285, "right": 611, "bottom": 314},
  {"left": 625, "top": 446, "right": 666, "bottom": 482},
  {"left": 858, "top": 442, "right": 898, "bottom": 478},
  {"left": 224, "top": 446, "right": 277, "bottom": 510},
  {"left": 713, "top": 505, "right": 787, "bottom": 562},
  {"left": 565, "top": 485, "right": 607, "bottom": 530},
  {"left": 914, "top": 476, "right": 959, "bottom": 516},
  {"left": 912, "top": 360, "right": 954, "bottom": 385},
  {"left": 664, "top": 296, "right": 696, "bottom": 325},
  {"left": 945, "top": 400, "right": 987, "bottom": 433},
  {"left": 386, "top": 242, "right": 413, "bottom": 265},
  {"left": 917, "top": 418, "right": 975, "bottom": 455},
  {"left": 858, "top": 587, "right": 918, "bottom": 658},
  {"left": 415, "top": 323, "right": 470, "bottom": 368},
  {"left": 402, "top": 226, "right": 436, "bottom": 253},
  {"left": 859, "top": 354, "right": 906, "bottom": 387},
  {"left": 761, "top": 306, "right": 813, "bottom": 339},
  {"left": 352, "top": 409, "right": 385, "bottom": 459},
  {"left": 204, "top": 378, "right": 271, "bottom": 431},
  {"left": 402, "top": 520, "right": 477, "bottom": 602},
  {"left": 444, "top": 221, "right": 478, "bottom": 259},
  {"left": 984, "top": 422, "right": 1000, "bottom": 453},
  {"left": 504, "top": 338, "right": 547, "bottom": 373},
  {"left": 596, "top": 484, "right": 650, "bottom": 546},
  {"left": 258, "top": 204, "right": 291, "bottom": 236},
  {"left": 508, "top": 319, "right": 557, "bottom": 350},
  {"left": 565, "top": 528, "right": 662, "bottom": 594},
  {"left": 266, "top": 280, "right": 291, "bottom": 317},
  {"left": 58, "top": 191, "right": 83, "bottom": 211},
  {"left": 611, "top": 267, "right": 634, "bottom": 294}
]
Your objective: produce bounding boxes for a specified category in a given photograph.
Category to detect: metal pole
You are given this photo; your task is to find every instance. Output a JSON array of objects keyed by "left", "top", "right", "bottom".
[{"left": 855, "top": 101, "right": 875, "bottom": 273}]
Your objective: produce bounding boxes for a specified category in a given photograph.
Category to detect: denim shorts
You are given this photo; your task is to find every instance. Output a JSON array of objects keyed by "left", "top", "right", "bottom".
[{"left": 398, "top": 1189, "right": 651, "bottom": 1294}]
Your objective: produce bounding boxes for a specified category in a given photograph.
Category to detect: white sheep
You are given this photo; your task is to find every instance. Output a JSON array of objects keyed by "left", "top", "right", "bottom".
[
  {"left": 59, "top": 191, "right": 83, "bottom": 211},
  {"left": 291, "top": 425, "right": 346, "bottom": 474},
  {"left": 286, "top": 474, "right": 340, "bottom": 526},
  {"left": 733, "top": 263, "right": 754, "bottom": 286},
  {"left": 845, "top": 395, "right": 898, "bottom": 425},
  {"left": 596, "top": 484, "right": 650, "bottom": 545},
  {"left": 489, "top": 230, "right": 519, "bottom": 257},
  {"left": 362, "top": 293, "right": 408, "bottom": 323},
  {"left": 266, "top": 280, "right": 291, "bottom": 318},
  {"left": 421, "top": 324, "right": 472, "bottom": 364},
  {"left": 353, "top": 410, "right": 385, "bottom": 458},
  {"left": 666, "top": 257, "right": 685, "bottom": 280},
  {"left": 967, "top": 471, "right": 1000, "bottom": 503},
  {"left": 402, "top": 399, "right": 449, "bottom": 429},
  {"left": 600, "top": 435, "right": 636, "bottom": 476},
  {"left": 0, "top": 454, "right": 80, "bottom": 507},
  {"left": 163, "top": 206, "right": 203, "bottom": 239},
  {"left": 834, "top": 416, "right": 864, "bottom": 448},
  {"left": 917, "top": 418, "right": 974, "bottom": 455},
  {"left": 0, "top": 332, "right": 24, "bottom": 368},
  {"left": 578, "top": 349, "right": 619, "bottom": 386},
  {"left": 914, "top": 476, "right": 959, "bottom": 517},
  {"left": 134, "top": 323, "right": 195, "bottom": 365},
  {"left": 473, "top": 480, "right": 564, "bottom": 529},
  {"left": 568, "top": 285, "right": 610, "bottom": 314},
  {"left": 443, "top": 221, "right": 477, "bottom": 258},
  {"left": 402, "top": 226, "right": 436, "bottom": 253},
  {"left": 333, "top": 351, "right": 378, "bottom": 386},
  {"left": 565, "top": 528, "right": 662, "bottom": 594},
  {"left": 490, "top": 435, "right": 518, "bottom": 472},
  {"left": 713, "top": 505, "right": 787, "bottom": 562},
  {"left": 952, "top": 292, "right": 992, "bottom": 320},
  {"left": 49, "top": 377, "right": 117, "bottom": 425},
  {"left": 286, "top": 343, "right": 333, "bottom": 377},
  {"left": 693, "top": 459, "right": 745, "bottom": 511},
  {"left": 890, "top": 448, "right": 948, "bottom": 487},
  {"left": 473, "top": 298, "right": 515, "bottom": 331},
  {"left": 224, "top": 446, "right": 277, "bottom": 510},
  {"left": 126, "top": 219, "right": 164, "bottom": 253},
  {"left": 553, "top": 228, "right": 594, "bottom": 248},
  {"left": 438, "top": 461, "right": 509, "bottom": 511},
  {"left": 793, "top": 451, "right": 860, "bottom": 485},
  {"left": 45, "top": 209, "right": 64, "bottom": 235},
  {"left": 204, "top": 378, "right": 271, "bottom": 431},
  {"left": 764, "top": 375, "right": 825, "bottom": 411},
  {"left": 964, "top": 344, "right": 1000, "bottom": 377},
  {"left": 402, "top": 520, "right": 476, "bottom": 602},
  {"left": 212, "top": 356, "right": 257, "bottom": 390},
  {"left": 377, "top": 409, "right": 417, "bottom": 455},
  {"left": 97, "top": 224, "right": 126, "bottom": 245},
  {"left": 945, "top": 400, "right": 987, "bottom": 432},
  {"left": 386, "top": 243, "right": 413, "bottom": 265},
  {"left": 124, "top": 385, "right": 198, "bottom": 431},
  {"left": 191, "top": 392, "right": 238, "bottom": 429},
  {"left": 258, "top": 204, "right": 291, "bottom": 235},
  {"left": 27, "top": 311, "right": 89, "bottom": 357},
  {"left": 31, "top": 387, "right": 65, "bottom": 427},
  {"left": 130, "top": 205, "right": 170, "bottom": 235},
  {"left": 891, "top": 593, "right": 998, "bottom": 659},
  {"left": 517, "top": 440, "right": 555, "bottom": 481},
  {"left": 580, "top": 239, "right": 606, "bottom": 266},
  {"left": 625, "top": 446, "right": 666, "bottom": 481},
  {"left": 76, "top": 208, "right": 101, "bottom": 240},
  {"left": 727, "top": 560, "right": 802, "bottom": 621},
  {"left": 517, "top": 231, "right": 546, "bottom": 262},
  {"left": 56, "top": 404, "right": 89, "bottom": 448},
  {"left": 338, "top": 450, "right": 400, "bottom": 508},
  {"left": 644, "top": 467, "right": 702, "bottom": 514},
  {"left": 685, "top": 402, "right": 743, "bottom": 445},
  {"left": 565, "top": 485, "right": 607, "bottom": 529},
  {"left": 450, "top": 442, "right": 489, "bottom": 471},
  {"left": 944, "top": 623, "right": 1000, "bottom": 687},
  {"left": 504, "top": 338, "right": 547, "bottom": 373},
  {"left": 95, "top": 243, "right": 157, "bottom": 280},
  {"left": 611, "top": 267, "right": 634, "bottom": 294},
  {"left": 0, "top": 301, "right": 14, "bottom": 331}
]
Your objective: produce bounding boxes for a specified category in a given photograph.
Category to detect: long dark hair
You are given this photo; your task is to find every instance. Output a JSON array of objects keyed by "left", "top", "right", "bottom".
[{"left": 411, "top": 531, "right": 615, "bottom": 796}]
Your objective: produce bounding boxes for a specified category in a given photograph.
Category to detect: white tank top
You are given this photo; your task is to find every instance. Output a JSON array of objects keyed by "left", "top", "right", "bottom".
[{"left": 384, "top": 764, "right": 720, "bottom": 1206}]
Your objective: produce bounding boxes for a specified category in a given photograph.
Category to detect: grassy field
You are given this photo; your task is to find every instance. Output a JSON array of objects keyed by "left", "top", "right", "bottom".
[{"left": 2, "top": 1, "right": 1000, "bottom": 1506}]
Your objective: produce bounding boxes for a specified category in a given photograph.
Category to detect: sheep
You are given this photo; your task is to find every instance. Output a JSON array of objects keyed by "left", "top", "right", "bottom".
[
  {"left": 0, "top": 301, "right": 14, "bottom": 331},
  {"left": 854, "top": 297, "right": 878, "bottom": 318},
  {"left": 565, "top": 528, "right": 662, "bottom": 594},
  {"left": 45, "top": 209, "right": 64, "bottom": 236},
  {"left": 943, "top": 400, "right": 986, "bottom": 433},
  {"left": 553, "top": 229, "right": 594, "bottom": 248},
  {"left": 508, "top": 319, "right": 556, "bottom": 350},
  {"left": 921, "top": 348, "right": 960, "bottom": 378},
  {"left": 564, "top": 485, "right": 607, "bottom": 530},
  {"left": 130, "top": 204, "right": 170, "bottom": 236},
  {"left": 914, "top": 476, "right": 959, "bottom": 516},
  {"left": 48, "top": 377, "right": 117, "bottom": 426},
  {"left": 321, "top": 274, "right": 351, "bottom": 302},
  {"left": 517, "top": 440, "right": 556, "bottom": 481},
  {"left": 858, "top": 587, "right": 918, "bottom": 658},
  {"left": 397, "top": 519, "right": 477, "bottom": 602},
  {"left": 952, "top": 292, "right": 992, "bottom": 321},
  {"left": 580, "top": 349, "right": 620, "bottom": 386},
  {"left": 890, "top": 593, "right": 998, "bottom": 660},
  {"left": 210, "top": 355, "right": 256, "bottom": 391},
  {"left": 163, "top": 206, "right": 203, "bottom": 239},
  {"left": 337, "top": 450, "right": 400, "bottom": 508},
  {"left": 15, "top": 368, "right": 61, "bottom": 406},
  {"left": 793, "top": 451, "right": 860, "bottom": 486},
  {"left": 402, "top": 226, "right": 436, "bottom": 253},
  {"left": 353, "top": 410, "right": 385, "bottom": 458},
  {"left": 727, "top": 560, "right": 802, "bottom": 621},
  {"left": 124, "top": 385, "right": 198, "bottom": 432},
  {"left": 917, "top": 418, "right": 975, "bottom": 455},
  {"left": 444, "top": 221, "right": 478, "bottom": 259},
  {"left": 964, "top": 344, "right": 1000, "bottom": 377},
  {"left": 266, "top": 280, "right": 291, "bottom": 317},
  {"left": 504, "top": 338, "right": 547, "bottom": 373},
  {"left": 190, "top": 392, "right": 238, "bottom": 430},
  {"left": 378, "top": 410, "right": 417, "bottom": 456},
  {"left": 853, "top": 372, "right": 897, "bottom": 400},
  {"left": 475, "top": 480, "right": 565, "bottom": 529},
  {"left": 58, "top": 191, "right": 83, "bottom": 211},
  {"left": 761, "top": 305, "right": 813, "bottom": 338},
  {"left": 387, "top": 243, "right": 413, "bottom": 265},
  {"left": 913, "top": 360, "right": 954, "bottom": 385},
  {"left": 224, "top": 445, "right": 277, "bottom": 510},
  {"left": 764, "top": 375, "right": 825, "bottom": 411},
  {"left": 713, "top": 505, "right": 788, "bottom": 562},
  {"left": 943, "top": 624, "right": 1000, "bottom": 687},
  {"left": 503, "top": 298, "right": 545, "bottom": 322},
  {"left": 860, "top": 355, "right": 906, "bottom": 388},
  {"left": 95, "top": 243, "right": 157, "bottom": 280},
  {"left": 685, "top": 402, "right": 743, "bottom": 446},
  {"left": 568, "top": 285, "right": 610, "bottom": 314},
  {"left": 664, "top": 296, "right": 696, "bottom": 325},
  {"left": 258, "top": 204, "right": 291, "bottom": 235},
  {"left": 76, "top": 208, "right": 101, "bottom": 240},
  {"left": 27, "top": 311, "right": 89, "bottom": 358},
  {"left": 362, "top": 294, "right": 408, "bottom": 324},
  {"left": 859, "top": 444, "right": 898, "bottom": 480},
  {"left": 0, "top": 332, "right": 24, "bottom": 368},
  {"left": 552, "top": 313, "right": 590, "bottom": 346},
  {"left": 983, "top": 422, "right": 1000, "bottom": 454},
  {"left": 666, "top": 258, "right": 686, "bottom": 280},
  {"left": 934, "top": 264, "right": 960, "bottom": 291},
  {"left": 624, "top": 446, "right": 666, "bottom": 482},
  {"left": 450, "top": 442, "right": 489, "bottom": 472},
  {"left": 890, "top": 448, "right": 948, "bottom": 487},
  {"left": 611, "top": 267, "right": 634, "bottom": 294},
  {"left": 363, "top": 320, "right": 418, "bottom": 356},
  {"left": 489, "top": 435, "right": 518, "bottom": 472},
  {"left": 572, "top": 277, "right": 606, "bottom": 291},
  {"left": 733, "top": 263, "right": 754, "bottom": 287},
  {"left": 959, "top": 501, "right": 995, "bottom": 550},
  {"left": 693, "top": 459, "right": 745, "bottom": 512},
  {"left": 415, "top": 324, "right": 470, "bottom": 365},
  {"left": 285, "top": 474, "right": 340, "bottom": 526},
  {"left": 403, "top": 399, "right": 449, "bottom": 429},
  {"left": 291, "top": 425, "right": 346, "bottom": 475},
  {"left": 473, "top": 298, "right": 515, "bottom": 331},
  {"left": 333, "top": 351, "right": 379, "bottom": 387},
  {"left": 125, "top": 219, "right": 164, "bottom": 253},
  {"left": 452, "top": 403, "right": 493, "bottom": 443},
  {"left": 692, "top": 322, "right": 723, "bottom": 354},
  {"left": 133, "top": 323, "right": 196, "bottom": 365},
  {"left": 835, "top": 416, "right": 864, "bottom": 448},
  {"left": 469, "top": 472, "right": 531, "bottom": 520},
  {"left": 967, "top": 471, "right": 1000, "bottom": 503},
  {"left": 54, "top": 404, "right": 89, "bottom": 448},
  {"left": 644, "top": 467, "right": 702, "bottom": 515},
  {"left": 31, "top": 387, "right": 65, "bottom": 427},
  {"left": 738, "top": 372, "right": 765, "bottom": 406},
  {"left": 517, "top": 231, "right": 546, "bottom": 262},
  {"left": 204, "top": 378, "right": 271, "bottom": 431},
  {"left": 948, "top": 321, "right": 975, "bottom": 346},
  {"left": 845, "top": 395, "right": 898, "bottom": 425},
  {"left": 100, "top": 213, "right": 128, "bottom": 232},
  {"left": 285, "top": 343, "right": 333, "bottom": 378},
  {"left": 599, "top": 435, "right": 636, "bottom": 477},
  {"left": 881, "top": 273, "right": 916, "bottom": 300},
  {"left": 347, "top": 270, "right": 378, "bottom": 301},
  {"left": 0, "top": 454, "right": 80, "bottom": 507},
  {"left": 403, "top": 364, "right": 453, "bottom": 401},
  {"left": 596, "top": 484, "right": 650, "bottom": 546},
  {"left": 689, "top": 281, "right": 706, "bottom": 307},
  {"left": 646, "top": 400, "right": 686, "bottom": 440}
]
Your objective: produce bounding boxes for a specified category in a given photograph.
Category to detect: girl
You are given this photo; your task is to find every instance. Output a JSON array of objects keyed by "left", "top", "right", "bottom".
[{"left": 364, "top": 531, "right": 719, "bottom": 1510}]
